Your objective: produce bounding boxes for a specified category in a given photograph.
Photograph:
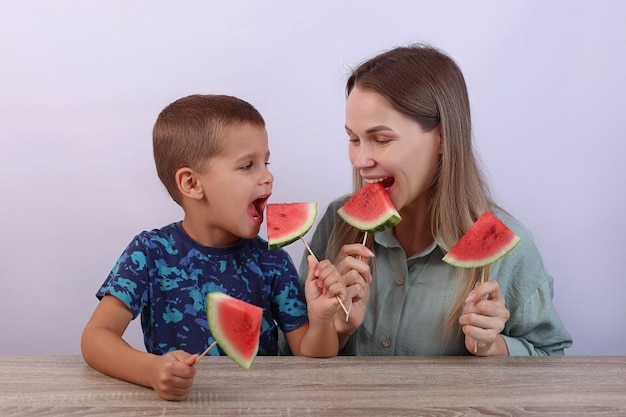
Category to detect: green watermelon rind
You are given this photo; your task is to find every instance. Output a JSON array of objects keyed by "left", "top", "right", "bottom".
[
  {"left": 338, "top": 208, "right": 402, "bottom": 232},
  {"left": 441, "top": 212, "right": 522, "bottom": 268},
  {"left": 206, "top": 291, "right": 262, "bottom": 370},
  {"left": 267, "top": 202, "right": 317, "bottom": 250}
]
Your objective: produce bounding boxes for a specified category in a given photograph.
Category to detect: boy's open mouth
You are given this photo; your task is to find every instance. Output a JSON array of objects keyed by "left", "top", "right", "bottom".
[{"left": 249, "top": 196, "right": 269, "bottom": 222}]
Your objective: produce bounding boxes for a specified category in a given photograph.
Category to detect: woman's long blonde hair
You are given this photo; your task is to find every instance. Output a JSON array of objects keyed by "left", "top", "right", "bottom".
[{"left": 327, "top": 43, "right": 495, "bottom": 331}]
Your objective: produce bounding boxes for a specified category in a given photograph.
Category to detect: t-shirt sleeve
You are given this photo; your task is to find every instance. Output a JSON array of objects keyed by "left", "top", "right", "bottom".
[
  {"left": 96, "top": 235, "right": 150, "bottom": 319},
  {"left": 268, "top": 248, "right": 309, "bottom": 333}
]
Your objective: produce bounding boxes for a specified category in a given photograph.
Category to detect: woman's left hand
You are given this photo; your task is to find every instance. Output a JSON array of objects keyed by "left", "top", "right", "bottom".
[{"left": 459, "top": 280, "right": 510, "bottom": 356}]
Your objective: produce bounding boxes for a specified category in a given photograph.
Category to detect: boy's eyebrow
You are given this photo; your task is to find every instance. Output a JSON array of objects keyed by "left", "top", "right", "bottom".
[{"left": 234, "top": 150, "right": 271, "bottom": 161}]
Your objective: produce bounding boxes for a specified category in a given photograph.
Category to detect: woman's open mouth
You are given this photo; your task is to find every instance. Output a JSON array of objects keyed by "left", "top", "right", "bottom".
[{"left": 365, "top": 176, "right": 395, "bottom": 190}]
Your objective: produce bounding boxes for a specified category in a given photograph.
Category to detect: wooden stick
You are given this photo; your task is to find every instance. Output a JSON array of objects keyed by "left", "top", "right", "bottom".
[
  {"left": 195, "top": 340, "right": 218, "bottom": 364},
  {"left": 356, "top": 231, "right": 368, "bottom": 262},
  {"left": 300, "top": 237, "right": 319, "bottom": 263},
  {"left": 474, "top": 268, "right": 487, "bottom": 353},
  {"left": 300, "top": 237, "right": 350, "bottom": 320}
]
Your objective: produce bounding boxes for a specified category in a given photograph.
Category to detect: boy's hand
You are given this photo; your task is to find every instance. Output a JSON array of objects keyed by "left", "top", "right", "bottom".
[
  {"left": 149, "top": 350, "right": 199, "bottom": 401},
  {"left": 304, "top": 256, "right": 347, "bottom": 320}
]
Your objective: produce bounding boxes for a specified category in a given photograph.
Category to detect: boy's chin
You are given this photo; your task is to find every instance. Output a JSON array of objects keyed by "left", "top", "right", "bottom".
[{"left": 241, "top": 224, "right": 262, "bottom": 239}]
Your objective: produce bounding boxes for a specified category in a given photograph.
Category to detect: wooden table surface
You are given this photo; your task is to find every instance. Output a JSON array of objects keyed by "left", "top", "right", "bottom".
[{"left": 1, "top": 355, "right": 624, "bottom": 416}]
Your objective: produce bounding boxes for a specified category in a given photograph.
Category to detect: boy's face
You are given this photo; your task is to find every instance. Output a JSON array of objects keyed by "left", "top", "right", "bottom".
[{"left": 195, "top": 123, "right": 273, "bottom": 246}]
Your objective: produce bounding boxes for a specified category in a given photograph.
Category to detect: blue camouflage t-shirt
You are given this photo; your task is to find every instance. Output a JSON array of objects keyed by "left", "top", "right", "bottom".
[{"left": 97, "top": 222, "right": 308, "bottom": 356}]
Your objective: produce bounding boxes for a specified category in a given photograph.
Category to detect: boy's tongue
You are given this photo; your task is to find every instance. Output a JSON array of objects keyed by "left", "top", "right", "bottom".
[{"left": 249, "top": 199, "right": 264, "bottom": 221}]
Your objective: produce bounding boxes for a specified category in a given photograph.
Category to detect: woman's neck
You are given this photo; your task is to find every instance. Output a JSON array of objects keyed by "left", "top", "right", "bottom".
[{"left": 394, "top": 203, "right": 434, "bottom": 257}]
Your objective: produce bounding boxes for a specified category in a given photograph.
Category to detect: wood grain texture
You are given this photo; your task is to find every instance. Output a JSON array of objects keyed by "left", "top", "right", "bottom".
[{"left": 1, "top": 355, "right": 624, "bottom": 416}]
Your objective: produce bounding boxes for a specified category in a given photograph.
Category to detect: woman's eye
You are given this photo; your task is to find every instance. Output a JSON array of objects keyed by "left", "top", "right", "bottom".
[{"left": 374, "top": 137, "right": 392, "bottom": 145}]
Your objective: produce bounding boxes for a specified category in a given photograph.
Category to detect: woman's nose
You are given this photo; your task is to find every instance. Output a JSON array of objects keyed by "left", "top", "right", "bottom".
[{"left": 350, "top": 144, "right": 375, "bottom": 169}]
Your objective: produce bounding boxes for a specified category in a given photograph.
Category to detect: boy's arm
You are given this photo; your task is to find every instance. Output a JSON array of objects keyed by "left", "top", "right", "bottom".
[
  {"left": 80, "top": 295, "right": 198, "bottom": 401},
  {"left": 286, "top": 256, "right": 345, "bottom": 357}
]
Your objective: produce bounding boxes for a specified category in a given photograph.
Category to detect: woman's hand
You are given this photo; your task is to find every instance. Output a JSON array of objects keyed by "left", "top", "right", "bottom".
[
  {"left": 459, "top": 280, "right": 510, "bottom": 356},
  {"left": 333, "top": 244, "right": 373, "bottom": 336}
]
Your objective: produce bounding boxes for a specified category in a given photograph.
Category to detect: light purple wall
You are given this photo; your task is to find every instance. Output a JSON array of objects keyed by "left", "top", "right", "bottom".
[{"left": 1, "top": 1, "right": 624, "bottom": 355}]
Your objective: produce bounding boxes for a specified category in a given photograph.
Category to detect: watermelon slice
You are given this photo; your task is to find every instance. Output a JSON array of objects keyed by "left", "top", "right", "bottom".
[
  {"left": 266, "top": 202, "right": 317, "bottom": 249},
  {"left": 442, "top": 211, "right": 521, "bottom": 268},
  {"left": 206, "top": 292, "right": 263, "bottom": 370},
  {"left": 337, "top": 182, "right": 402, "bottom": 232}
]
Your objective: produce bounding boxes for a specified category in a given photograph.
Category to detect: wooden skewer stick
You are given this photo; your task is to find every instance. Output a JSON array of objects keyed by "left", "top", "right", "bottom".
[
  {"left": 474, "top": 268, "right": 487, "bottom": 353},
  {"left": 356, "top": 231, "right": 368, "bottom": 262},
  {"left": 195, "top": 340, "right": 218, "bottom": 364},
  {"left": 300, "top": 237, "right": 350, "bottom": 320}
]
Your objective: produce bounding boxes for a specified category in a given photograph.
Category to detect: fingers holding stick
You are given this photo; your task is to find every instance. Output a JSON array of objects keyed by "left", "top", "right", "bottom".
[{"left": 300, "top": 237, "right": 350, "bottom": 320}]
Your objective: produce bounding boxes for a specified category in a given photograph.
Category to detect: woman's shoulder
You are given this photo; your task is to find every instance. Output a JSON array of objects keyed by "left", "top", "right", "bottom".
[
  {"left": 327, "top": 194, "right": 351, "bottom": 210},
  {"left": 491, "top": 208, "right": 537, "bottom": 246},
  {"left": 489, "top": 208, "right": 554, "bottom": 301}
]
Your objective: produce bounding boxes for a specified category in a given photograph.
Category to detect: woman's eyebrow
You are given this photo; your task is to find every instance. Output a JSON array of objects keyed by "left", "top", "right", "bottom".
[{"left": 345, "top": 125, "right": 394, "bottom": 134}]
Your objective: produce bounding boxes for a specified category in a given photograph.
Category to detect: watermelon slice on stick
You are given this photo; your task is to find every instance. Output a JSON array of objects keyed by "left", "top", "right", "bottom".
[
  {"left": 442, "top": 211, "right": 520, "bottom": 352},
  {"left": 266, "top": 202, "right": 350, "bottom": 319},
  {"left": 338, "top": 181, "right": 402, "bottom": 265},
  {"left": 267, "top": 202, "right": 317, "bottom": 250},
  {"left": 442, "top": 211, "right": 520, "bottom": 269},
  {"left": 204, "top": 291, "right": 263, "bottom": 370},
  {"left": 337, "top": 182, "right": 402, "bottom": 232}
]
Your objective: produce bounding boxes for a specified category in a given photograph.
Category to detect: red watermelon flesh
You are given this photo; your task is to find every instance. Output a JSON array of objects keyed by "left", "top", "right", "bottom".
[
  {"left": 337, "top": 182, "right": 401, "bottom": 232},
  {"left": 442, "top": 211, "right": 521, "bottom": 268},
  {"left": 206, "top": 292, "right": 263, "bottom": 370},
  {"left": 266, "top": 202, "right": 317, "bottom": 249}
]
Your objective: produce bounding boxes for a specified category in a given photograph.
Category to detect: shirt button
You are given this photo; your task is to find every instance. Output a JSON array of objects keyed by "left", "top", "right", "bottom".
[
  {"left": 382, "top": 337, "right": 392, "bottom": 348},
  {"left": 395, "top": 276, "right": 405, "bottom": 286}
]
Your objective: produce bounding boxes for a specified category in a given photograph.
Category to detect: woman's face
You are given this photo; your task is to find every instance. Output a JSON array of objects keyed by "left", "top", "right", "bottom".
[{"left": 345, "top": 86, "right": 442, "bottom": 215}]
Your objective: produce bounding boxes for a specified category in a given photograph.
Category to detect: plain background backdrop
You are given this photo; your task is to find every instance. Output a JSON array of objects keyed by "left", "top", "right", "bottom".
[{"left": 1, "top": 1, "right": 624, "bottom": 355}]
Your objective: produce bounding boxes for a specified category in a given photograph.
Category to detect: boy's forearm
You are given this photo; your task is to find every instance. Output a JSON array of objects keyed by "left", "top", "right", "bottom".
[
  {"left": 81, "top": 327, "right": 156, "bottom": 389},
  {"left": 298, "top": 318, "right": 339, "bottom": 357}
]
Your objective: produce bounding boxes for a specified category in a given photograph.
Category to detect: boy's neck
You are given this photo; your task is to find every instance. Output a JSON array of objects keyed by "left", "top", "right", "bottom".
[{"left": 180, "top": 217, "right": 241, "bottom": 248}]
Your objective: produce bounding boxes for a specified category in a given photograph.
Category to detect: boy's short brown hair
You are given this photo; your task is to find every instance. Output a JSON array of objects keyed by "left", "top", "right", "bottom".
[{"left": 153, "top": 94, "right": 265, "bottom": 204}]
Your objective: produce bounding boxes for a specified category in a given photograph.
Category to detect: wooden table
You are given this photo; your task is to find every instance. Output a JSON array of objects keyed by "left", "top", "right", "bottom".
[{"left": 1, "top": 355, "right": 624, "bottom": 416}]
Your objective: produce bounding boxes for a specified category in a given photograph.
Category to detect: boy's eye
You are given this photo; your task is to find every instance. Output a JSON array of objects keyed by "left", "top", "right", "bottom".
[{"left": 241, "top": 162, "right": 253, "bottom": 170}]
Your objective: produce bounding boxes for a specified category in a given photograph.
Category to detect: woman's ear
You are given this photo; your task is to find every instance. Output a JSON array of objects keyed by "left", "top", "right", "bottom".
[{"left": 175, "top": 167, "right": 204, "bottom": 200}]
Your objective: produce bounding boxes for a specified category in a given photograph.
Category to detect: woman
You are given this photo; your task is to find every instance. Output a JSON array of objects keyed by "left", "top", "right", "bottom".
[{"left": 304, "top": 43, "right": 572, "bottom": 356}]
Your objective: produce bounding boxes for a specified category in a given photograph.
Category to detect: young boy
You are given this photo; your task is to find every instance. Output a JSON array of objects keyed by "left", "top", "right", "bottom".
[{"left": 81, "top": 94, "right": 350, "bottom": 401}]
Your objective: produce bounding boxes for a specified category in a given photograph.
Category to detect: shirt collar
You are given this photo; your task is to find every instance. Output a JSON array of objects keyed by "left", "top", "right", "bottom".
[{"left": 374, "top": 228, "right": 438, "bottom": 259}]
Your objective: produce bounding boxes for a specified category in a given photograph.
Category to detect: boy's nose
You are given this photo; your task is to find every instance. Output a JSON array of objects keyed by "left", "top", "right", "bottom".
[{"left": 262, "top": 167, "right": 274, "bottom": 185}]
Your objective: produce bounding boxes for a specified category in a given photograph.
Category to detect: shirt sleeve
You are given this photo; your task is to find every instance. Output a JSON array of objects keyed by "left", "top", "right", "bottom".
[
  {"left": 268, "top": 248, "right": 309, "bottom": 333},
  {"left": 492, "top": 212, "right": 573, "bottom": 356},
  {"left": 96, "top": 235, "right": 150, "bottom": 319}
]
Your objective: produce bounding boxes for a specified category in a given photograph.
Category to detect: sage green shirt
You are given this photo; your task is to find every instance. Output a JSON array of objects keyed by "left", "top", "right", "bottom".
[{"left": 300, "top": 196, "right": 573, "bottom": 356}]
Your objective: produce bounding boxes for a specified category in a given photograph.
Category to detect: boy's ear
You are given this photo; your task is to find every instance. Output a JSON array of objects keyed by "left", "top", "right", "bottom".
[{"left": 175, "top": 167, "right": 204, "bottom": 200}]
